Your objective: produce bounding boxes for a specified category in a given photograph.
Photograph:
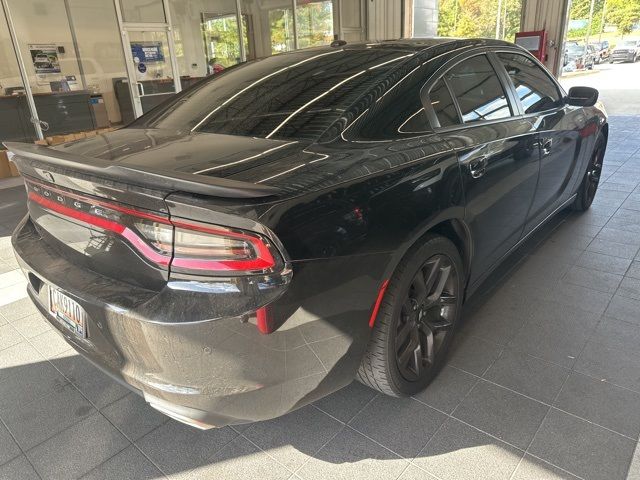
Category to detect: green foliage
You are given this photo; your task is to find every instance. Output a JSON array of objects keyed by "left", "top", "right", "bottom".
[
  {"left": 606, "top": 0, "right": 640, "bottom": 35},
  {"left": 436, "top": 0, "right": 523, "bottom": 41}
]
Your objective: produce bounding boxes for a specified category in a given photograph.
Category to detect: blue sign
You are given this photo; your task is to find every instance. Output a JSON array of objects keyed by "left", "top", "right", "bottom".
[
  {"left": 130, "top": 42, "right": 164, "bottom": 64},
  {"left": 138, "top": 62, "right": 147, "bottom": 73}
]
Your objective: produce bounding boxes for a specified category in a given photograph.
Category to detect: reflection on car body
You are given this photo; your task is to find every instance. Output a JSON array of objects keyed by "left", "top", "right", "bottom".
[{"left": 7, "top": 38, "right": 608, "bottom": 429}]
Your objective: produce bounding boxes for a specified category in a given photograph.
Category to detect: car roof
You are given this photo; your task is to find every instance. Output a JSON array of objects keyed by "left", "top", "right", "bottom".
[{"left": 277, "top": 37, "right": 517, "bottom": 60}]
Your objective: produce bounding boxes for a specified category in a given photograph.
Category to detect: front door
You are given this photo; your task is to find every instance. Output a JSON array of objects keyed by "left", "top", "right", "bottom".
[
  {"left": 427, "top": 54, "right": 540, "bottom": 287},
  {"left": 123, "top": 29, "right": 180, "bottom": 117},
  {"left": 493, "top": 51, "right": 580, "bottom": 233}
]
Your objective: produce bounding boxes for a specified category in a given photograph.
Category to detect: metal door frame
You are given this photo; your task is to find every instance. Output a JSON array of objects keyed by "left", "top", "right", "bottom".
[{"left": 113, "top": 0, "right": 182, "bottom": 118}]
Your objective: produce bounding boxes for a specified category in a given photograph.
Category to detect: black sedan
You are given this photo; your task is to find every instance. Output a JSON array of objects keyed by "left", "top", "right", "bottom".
[{"left": 6, "top": 38, "right": 607, "bottom": 429}]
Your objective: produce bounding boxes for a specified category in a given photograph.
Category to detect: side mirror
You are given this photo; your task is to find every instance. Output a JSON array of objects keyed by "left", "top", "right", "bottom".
[{"left": 566, "top": 86, "right": 599, "bottom": 107}]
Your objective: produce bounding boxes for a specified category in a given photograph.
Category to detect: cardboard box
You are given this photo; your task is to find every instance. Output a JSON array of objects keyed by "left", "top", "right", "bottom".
[
  {"left": 0, "top": 151, "right": 11, "bottom": 179},
  {"left": 9, "top": 160, "right": 19, "bottom": 177},
  {"left": 34, "top": 139, "right": 48, "bottom": 146}
]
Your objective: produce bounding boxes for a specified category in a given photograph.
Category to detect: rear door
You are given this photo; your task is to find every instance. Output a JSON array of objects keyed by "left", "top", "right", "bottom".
[
  {"left": 494, "top": 51, "right": 580, "bottom": 233},
  {"left": 424, "top": 52, "right": 540, "bottom": 286}
]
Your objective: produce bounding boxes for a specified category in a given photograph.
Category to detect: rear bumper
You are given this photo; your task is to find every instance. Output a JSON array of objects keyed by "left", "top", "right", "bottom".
[{"left": 12, "top": 215, "right": 384, "bottom": 427}]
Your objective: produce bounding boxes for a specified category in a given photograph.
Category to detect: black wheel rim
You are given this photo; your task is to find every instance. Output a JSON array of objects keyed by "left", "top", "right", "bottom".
[
  {"left": 586, "top": 146, "right": 603, "bottom": 203},
  {"left": 394, "top": 254, "right": 459, "bottom": 382}
]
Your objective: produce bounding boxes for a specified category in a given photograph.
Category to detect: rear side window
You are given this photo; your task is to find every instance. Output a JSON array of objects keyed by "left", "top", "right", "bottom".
[
  {"left": 429, "top": 79, "right": 460, "bottom": 127},
  {"left": 445, "top": 55, "right": 512, "bottom": 123},
  {"left": 497, "top": 52, "right": 562, "bottom": 114}
]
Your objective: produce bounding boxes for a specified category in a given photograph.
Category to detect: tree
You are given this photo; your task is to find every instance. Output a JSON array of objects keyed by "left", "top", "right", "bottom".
[
  {"left": 437, "top": 0, "right": 523, "bottom": 41},
  {"left": 606, "top": 0, "right": 640, "bottom": 36}
]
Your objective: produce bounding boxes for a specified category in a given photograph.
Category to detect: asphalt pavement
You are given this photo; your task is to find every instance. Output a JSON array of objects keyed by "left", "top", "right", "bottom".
[{"left": 560, "top": 60, "right": 640, "bottom": 116}]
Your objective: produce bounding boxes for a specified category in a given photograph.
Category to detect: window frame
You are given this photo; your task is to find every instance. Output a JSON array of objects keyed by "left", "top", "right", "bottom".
[
  {"left": 493, "top": 49, "right": 566, "bottom": 117},
  {"left": 421, "top": 47, "right": 567, "bottom": 132}
]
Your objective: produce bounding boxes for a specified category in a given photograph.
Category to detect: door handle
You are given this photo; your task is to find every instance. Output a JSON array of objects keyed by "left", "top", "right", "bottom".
[
  {"left": 469, "top": 156, "right": 488, "bottom": 179},
  {"left": 136, "top": 82, "right": 145, "bottom": 96}
]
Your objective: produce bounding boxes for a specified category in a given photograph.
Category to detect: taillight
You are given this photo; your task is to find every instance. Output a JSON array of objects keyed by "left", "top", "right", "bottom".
[
  {"left": 26, "top": 178, "right": 282, "bottom": 276},
  {"left": 170, "top": 220, "right": 277, "bottom": 274}
]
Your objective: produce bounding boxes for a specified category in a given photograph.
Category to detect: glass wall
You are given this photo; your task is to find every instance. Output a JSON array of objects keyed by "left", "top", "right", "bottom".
[
  {"left": 0, "top": 0, "right": 360, "bottom": 143},
  {"left": 296, "top": 0, "right": 334, "bottom": 49},
  {"left": 0, "top": 2, "right": 30, "bottom": 143}
]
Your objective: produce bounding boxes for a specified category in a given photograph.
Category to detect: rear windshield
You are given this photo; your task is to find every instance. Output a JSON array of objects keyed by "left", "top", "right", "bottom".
[{"left": 132, "top": 48, "right": 413, "bottom": 141}]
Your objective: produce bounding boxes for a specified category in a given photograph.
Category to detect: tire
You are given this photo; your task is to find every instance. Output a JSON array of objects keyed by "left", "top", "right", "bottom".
[
  {"left": 572, "top": 133, "right": 605, "bottom": 212},
  {"left": 357, "top": 234, "right": 464, "bottom": 396}
]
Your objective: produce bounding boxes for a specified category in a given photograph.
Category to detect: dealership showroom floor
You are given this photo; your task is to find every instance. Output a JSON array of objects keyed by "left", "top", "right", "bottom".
[{"left": 2, "top": 67, "right": 640, "bottom": 480}]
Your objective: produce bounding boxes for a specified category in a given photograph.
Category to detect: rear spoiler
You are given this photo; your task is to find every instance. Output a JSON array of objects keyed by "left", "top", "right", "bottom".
[{"left": 3, "top": 142, "right": 281, "bottom": 199}]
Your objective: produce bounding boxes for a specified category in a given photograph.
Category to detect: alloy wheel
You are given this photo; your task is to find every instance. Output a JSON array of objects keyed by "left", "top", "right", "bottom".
[
  {"left": 586, "top": 146, "right": 603, "bottom": 203},
  {"left": 394, "top": 254, "right": 459, "bottom": 382}
]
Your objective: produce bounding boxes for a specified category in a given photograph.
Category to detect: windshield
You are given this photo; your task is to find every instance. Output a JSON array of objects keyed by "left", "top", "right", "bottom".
[
  {"left": 621, "top": 40, "right": 638, "bottom": 47},
  {"left": 132, "top": 48, "right": 413, "bottom": 141},
  {"left": 566, "top": 44, "right": 585, "bottom": 54}
]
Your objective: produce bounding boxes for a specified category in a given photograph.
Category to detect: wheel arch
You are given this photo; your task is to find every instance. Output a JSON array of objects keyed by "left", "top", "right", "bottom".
[{"left": 382, "top": 214, "right": 474, "bottom": 297}]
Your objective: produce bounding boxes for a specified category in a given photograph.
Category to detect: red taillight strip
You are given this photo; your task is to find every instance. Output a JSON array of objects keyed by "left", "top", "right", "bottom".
[
  {"left": 369, "top": 279, "right": 390, "bottom": 328},
  {"left": 25, "top": 178, "right": 170, "bottom": 224},
  {"left": 171, "top": 220, "right": 276, "bottom": 271},
  {"left": 29, "top": 187, "right": 277, "bottom": 273},
  {"left": 28, "top": 192, "right": 171, "bottom": 267}
]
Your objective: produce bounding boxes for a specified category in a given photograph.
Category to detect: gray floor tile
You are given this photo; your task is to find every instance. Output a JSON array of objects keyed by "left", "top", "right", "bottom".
[
  {"left": 576, "top": 251, "right": 633, "bottom": 275},
  {"left": 587, "top": 238, "right": 640, "bottom": 260},
  {"left": 26, "top": 413, "right": 129, "bottom": 480},
  {"left": 508, "top": 316, "right": 594, "bottom": 368},
  {"left": 413, "top": 365, "right": 477, "bottom": 414},
  {"left": 100, "top": 393, "right": 167, "bottom": 442},
  {"left": 447, "top": 334, "right": 502, "bottom": 376},
  {"left": 554, "top": 372, "right": 640, "bottom": 439},
  {"left": 0, "top": 324, "right": 22, "bottom": 351},
  {"left": 529, "top": 408, "right": 635, "bottom": 480},
  {"left": 452, "top": 380, "right": 548, "bottom": 450},
  {"left": 349, "top": 395, "right": 446, "bottom": 458},
  {"left": 537, "top": 283, "right": 613, "bottom": 317},
  {"left": 0, "top": 455, "right": 39, "bottom": 480},
  {"left": 297, "top": 427, "right": 407, "bottom": 480},
  {"left": 51, "top": 351, "right": 130, "bottom": 409},
  {"left": 604, "top": 294, "right": 640, "bottom": 325},
  {"left": 9, "top": 312, "right": 51, "bottom": 339},
  {"left": 627, "top": 261, "right": 640, "bottom": 279},
  {"left": 627, "top": 443, "right": 640, "bottom": 480},
  {"left": 180, "top": 436, "right": 291, "bottom": 480},
  {"left": 618, "top": 276, "right": 640, "bottom": 300},
  {"left": 80, "top": 445, "right": 162, "bottom": 480},
  {"left": 575, "top": 318, "right": 640, "bottom": 392},
  {"left": 0, "top": 341, "right": 44, "bottom": 385},
  {"left": 3, "top": 384, "right": 95, "bottom": 450},
  {"left": 0, "top": 360, "right": 69, "bottom": 416},
  {"left": 563, "top": 265, "right": 622, "bottom": 294},
  {"left": 0, "top": 421, "right": 21, "bottom": 467},
  {"left": 461, "top": 295, "right": 527, "bottom": 345},
  {"left": 28, "top": 329, "right": 73, "bottom": 359},
  {"left": 243, "top": 405, "right": 342, "bottom": 471},
  {"left": 483, "top": 348, "right": 569, "bottom": 404},
  {"left": 413, "top": 418, "right": 523, "bottom": 480},
  {"left": 396, "top": 464, "right": 439, "bottom": 480},
  {"left": 136, "top": 420, "right": 237, "bottom": 474},
  {"left": 313, "top": 381, "right": 377, "bottom": 424},
  {"left": 512, "top": 455, "right": 580, "bottom": 479}
]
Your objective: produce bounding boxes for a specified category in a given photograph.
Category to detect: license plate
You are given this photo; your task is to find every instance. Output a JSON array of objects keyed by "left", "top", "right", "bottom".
[{"left": 48, "top": 286, "right": 87, "bottom": 339}]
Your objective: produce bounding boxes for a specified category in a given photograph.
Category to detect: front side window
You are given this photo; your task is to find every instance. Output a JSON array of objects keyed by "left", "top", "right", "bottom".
[
  {"left": 497, "top": 52, "right": 562, "bottom": 114},
  {"left": 445, "top": 55, "right": 511, "bottom": 123}
]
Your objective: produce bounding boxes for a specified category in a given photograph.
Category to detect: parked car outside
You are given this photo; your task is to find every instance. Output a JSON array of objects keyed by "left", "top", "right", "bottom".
[
  {"left": 564, "top": 42, "right": 597, "bottom": 71},
  {"left": 590, "top": 40, "right": 610, "bottom": 63},
  {"left": 6, "top": 38, "right": 608, "bottom": 429},
  {"left": 611, "top": 39, "right": 640, "bottom": 63}
]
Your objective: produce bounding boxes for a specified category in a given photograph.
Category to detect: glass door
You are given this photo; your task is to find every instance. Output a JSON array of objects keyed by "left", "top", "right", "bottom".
[{"left": 123, "top": 29, "right": 178, "bottom": 117}]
